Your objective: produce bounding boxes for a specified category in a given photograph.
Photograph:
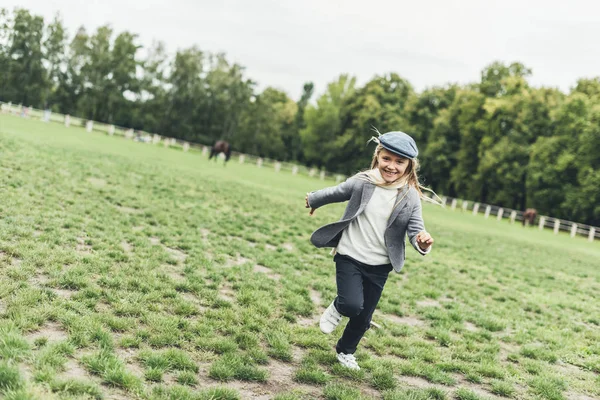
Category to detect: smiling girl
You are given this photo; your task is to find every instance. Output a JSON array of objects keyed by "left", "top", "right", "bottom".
[{"left": 304, "top": 131, "right": 434, "bottom": 370}]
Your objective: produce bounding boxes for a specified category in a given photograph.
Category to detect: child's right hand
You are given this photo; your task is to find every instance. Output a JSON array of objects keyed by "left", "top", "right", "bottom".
[{"left": 305, "top": 194, "right": 315, "bottom": 216}]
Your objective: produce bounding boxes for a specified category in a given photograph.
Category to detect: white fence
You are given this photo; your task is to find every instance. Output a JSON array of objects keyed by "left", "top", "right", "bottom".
[
  {"left": 0, "top": 101, "right": 346, "bottom": 184},
  {"left": 434, "top": 195, "right": 599, "bottom": 242},
  {"left": 2, "top": 101, "right": 598, "bottom": 243}
]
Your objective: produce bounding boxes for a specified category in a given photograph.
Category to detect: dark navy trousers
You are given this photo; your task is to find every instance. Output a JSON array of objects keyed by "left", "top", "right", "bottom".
[{"left": 333, "top": 253, "right": 393, "bottom": 354}]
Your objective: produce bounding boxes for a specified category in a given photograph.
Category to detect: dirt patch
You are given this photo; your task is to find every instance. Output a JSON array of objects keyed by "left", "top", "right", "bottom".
[
  {"left": 399, "top": 375, "right": 432, "bottom": 388},
  {"left": 54, "top": 288, "right": 77, "bottom": 299},
  {"left": 219, "top": 285, "right": 236, "bottom": 302},
  {"left": 309, "top": 289, "right": 322, "bottom": 307},
  {"left": 225, "top": 255, "right": 252, "bottom": 268},
  {"left": 385, "top": 314, "right": 425, "bottom": 327},
  {"left": 120, "top": 241, "right": 132, "bottom": 253},
  {"left": 253, "top": 264, "right": 282, "bottom": 281},
  {"left": 200, "top": 228, "right": 210, "bottom": 239},
  {"left": 297, "top": 316, "right": 317, "bottom": 327},
  {"left": 265, "top": 244, "right": 277, "bottom": 251},
  {"left": 87, "top": 177, "right": 106, "bottom": 187},
  {"left": 165, "top": 246, "right": 187, "bottom": 263},
  {"left": 0, "top": 299, "right": 6, "bottom": 314},
  {"left": 116, "top": 205, "right": 141, "bottom": 214},
  {"left": 132, "top": 226, "right": 144, "bottom": 232},
  {"left": 29, "top": 321, "right": 68, "bottom": 343},
  {"left": 33, "top": 230, "right": 43, "bottom": 237},
  {"left": 76, "top": 237, "right": 92, "bottom": 254},
  {"left": 31, "top": 273, "right": 50, "bottom": 286},
  {"left": 282, "top": 243, "right": 294, "bottom": 251},
  {"left": 149, "top": 237, "right": 161, "bottom": 245},
  {"left": 566, "top": 392, "right": 597, "bottom": 400},
  {"left": 464, "top": 322, "right": 478, "bottom": 332},
  {"left": 11, "top": 257, "right": 22, "bottom": 267},
  {"left": 62, "top": 358, "right": 91, "bottom": 380},
  {"left": 498, "top": 341, "right": 519, "bottom": 360},
  {"left": 416, "top": 299, "right": 441, "bottom": 307}
]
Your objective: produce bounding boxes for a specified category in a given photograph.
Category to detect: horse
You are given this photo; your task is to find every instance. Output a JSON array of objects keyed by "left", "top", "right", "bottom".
[
  {"left": 209, "top": 140, "right": 231, "bottom": 164},
  {"left": 522, "top": 208, "right": 537, "bottom": 226}
]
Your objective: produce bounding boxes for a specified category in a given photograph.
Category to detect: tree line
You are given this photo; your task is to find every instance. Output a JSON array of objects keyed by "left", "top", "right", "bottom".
[{"left": 1, "top": 8, "right": 599, "bottom": 226}]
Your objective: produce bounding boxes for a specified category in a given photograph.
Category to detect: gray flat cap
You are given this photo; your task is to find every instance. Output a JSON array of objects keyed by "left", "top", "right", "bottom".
[{"left": 378, "top": 131, "right": 418, "bottom": 159}]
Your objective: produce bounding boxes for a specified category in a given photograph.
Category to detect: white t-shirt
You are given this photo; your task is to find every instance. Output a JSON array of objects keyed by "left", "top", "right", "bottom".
[{"left": 336, "top": 185, "right": 399, "bottom": 265}]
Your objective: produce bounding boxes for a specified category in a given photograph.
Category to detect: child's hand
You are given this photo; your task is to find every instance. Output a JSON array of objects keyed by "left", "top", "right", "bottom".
[
  {"left": 305, "top": 194, "right": 315, "bottom": 216},
  {"left": 416, "top": 231, "right": 434, "bottom": 250}
]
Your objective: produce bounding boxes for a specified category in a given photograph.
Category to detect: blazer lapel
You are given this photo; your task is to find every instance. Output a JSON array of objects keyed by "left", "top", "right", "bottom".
[
  {"left": 387, "top": 186, "right": 411, "bottom": 228},
  {"left": 358, "top": 183, "right": 375, "bottom": 214}
]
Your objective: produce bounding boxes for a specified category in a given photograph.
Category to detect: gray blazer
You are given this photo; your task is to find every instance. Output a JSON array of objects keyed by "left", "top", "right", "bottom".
[{"left": 308, "top": 177, "right": 429, "bottom": 272}]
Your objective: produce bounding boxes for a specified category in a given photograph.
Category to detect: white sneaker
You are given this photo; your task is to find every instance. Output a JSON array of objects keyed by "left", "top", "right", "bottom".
[
  {"left": 319, "top": 301, "right": 342, "bottom": 334},
  {"left": 337, "top": 352, "right": 360, "bottom": 370}
]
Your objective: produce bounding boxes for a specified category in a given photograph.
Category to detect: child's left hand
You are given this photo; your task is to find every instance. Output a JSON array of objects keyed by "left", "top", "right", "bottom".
[{"left": 416, "top": 231, "right": 434, "bottom": 250}]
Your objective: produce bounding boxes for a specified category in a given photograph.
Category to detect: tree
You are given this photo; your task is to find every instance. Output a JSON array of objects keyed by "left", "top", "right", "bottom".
[
  {"left": 300, "top": 75, "right": 356, "bottom": 170},
  {"left": 2, "top": 8, "right": 47, "bottom": 107}
]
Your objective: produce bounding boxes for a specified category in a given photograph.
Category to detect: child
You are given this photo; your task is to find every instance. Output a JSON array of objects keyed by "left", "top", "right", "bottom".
[{"left": 305, "top": 131, "right": 434, "bottom": 370}]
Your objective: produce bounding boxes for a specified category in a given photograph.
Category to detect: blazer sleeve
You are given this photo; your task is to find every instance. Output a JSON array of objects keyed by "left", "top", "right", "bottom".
[
  {"left": 307, "top": 178, "right": 356, "bottom": 210},
  {"left": 407, "top": 199, "right": 431, "bottom": 255}
]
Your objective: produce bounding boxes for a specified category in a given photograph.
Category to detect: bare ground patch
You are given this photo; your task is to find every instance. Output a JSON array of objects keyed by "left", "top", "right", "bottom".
[
  {"left": 464, "top": 322, "right": 478, "bottom": 332},
  {"left": 309, "top": 289, "right": 322, "bottom": 307},
  {"left": 76, "top": 237, "right": 92, "bottom": 254},
  {"left": 384, "top": 314, "right": 425, "bottom": 327},
  {"left": 54, "top": 287, "right": 77, "bottom": 299},
  {"left": 225, "top": 254, "right": 252, "bottom": 268},
  {"left": 115, "top": 205, "right": 141, "bottom": 214},
  {"left": 87, "top": 177, "right": 106, "bottom": 187},
  {"left": 282, "top": 242, "right": 294, "bottom": 251},
  {"left": 219, "top": 284, "right": 236, "bottom": 302},
  {"left": 416, "top": 299, "right": 441, "bottom": 307},
  {"left": 253, "top": 264, "right": 282, "bottom": 281},
  {"left": 28, "top": 321, "right": 69, "bottom": 343},
  {"left": 120, "top": 240, "right": 133, "bottom": 253},
  {"left": 165, "top": 246, "right": 187, "bottom": 263}
]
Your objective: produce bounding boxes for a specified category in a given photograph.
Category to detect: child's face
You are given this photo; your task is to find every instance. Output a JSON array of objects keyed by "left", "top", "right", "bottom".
[{"left": 377, "top": 148, "right": 410, "bottom": 183}]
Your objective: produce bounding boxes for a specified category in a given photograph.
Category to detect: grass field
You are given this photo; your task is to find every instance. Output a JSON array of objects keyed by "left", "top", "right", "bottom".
[{"left": 1, "top": 114, "right": 599, "bottom": 400}]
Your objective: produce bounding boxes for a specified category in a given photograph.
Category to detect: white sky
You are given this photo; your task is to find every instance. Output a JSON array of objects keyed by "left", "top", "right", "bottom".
[{"left": 5, "top": 0, "right": 600, "bottom": 100}]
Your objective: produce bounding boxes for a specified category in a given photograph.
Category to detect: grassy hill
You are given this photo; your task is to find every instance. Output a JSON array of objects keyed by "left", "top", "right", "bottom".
[{"left": 1, "top": 115, "right": 598, "bottom": 400}]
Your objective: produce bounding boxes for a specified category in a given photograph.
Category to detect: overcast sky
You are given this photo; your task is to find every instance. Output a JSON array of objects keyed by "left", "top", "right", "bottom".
[{"left": 6, "top": 0, "right": 600, "bottom": 99}]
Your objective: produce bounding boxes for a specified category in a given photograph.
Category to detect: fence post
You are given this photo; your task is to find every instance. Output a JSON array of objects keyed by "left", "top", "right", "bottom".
[
  {"left": 86, "top": 120, "right": 93, "bottom": 132},
  {"left": 538, "top": 216, "right": 546, "bottom": 230},
  {"left": 274, "top": 162, "right": 281, "bottom": 172},
  {"left": 319, "top": 171, "right": 325, "bottom": 180},
  {"left": 109, "top": 125, "right": 115, "bottom": 135},
  {"left": 570, "top": 223, "right": 577, "bottom": 238},
  {"left": 554, "top": 219, "right": 560, "bottom": 235},
  {"left": 292, "top": 165, "right": 298, "bottom": 175},
  {"left": 462, "top": 201, "right": 468, "bottom": 211},
  {"left": 451, "top": 198, "right": 457, "bottom": 210},
  {"left": 497, "top": 208, "right": 504, "bottom": 221},
  {"left": 239, "top": 154, "right": 245, "bottom": 163},
  {"left": 183, "top": 142, "right": 189, "bottom": 152},
  {"left": 589, "top": 228, "right": 596, "bottom": 242},
  {"left": 202, "top": 146, "right": 208, "bottom": 156},
  {"left": 309, "top": 168, "right": 316, "bottom": 177},
  {"left": 510, "top": 210, "right": 517, "bottom": 224},
  {"left": 441, "top": 197, "right": 447, "bottom": 206},
  {"left": 473, "top": 203, "right": 480, "bottom": 215},
  {"left": 65, "top": 115, "right": 70, "bottom": 127},
  {"left": 484, "top": 205, "right": 491, "bottom": 219},
  {"left": 335, "top": 175, "right": 343, "bottom": 183},
  {"left": 257, "top": 158, "right": 263, "bottom": 168}
]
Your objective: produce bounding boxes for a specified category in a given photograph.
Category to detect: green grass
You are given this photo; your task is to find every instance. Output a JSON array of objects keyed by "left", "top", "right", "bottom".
[{"left": 1, "top": 114, "right": 600, "bottom": 399}]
